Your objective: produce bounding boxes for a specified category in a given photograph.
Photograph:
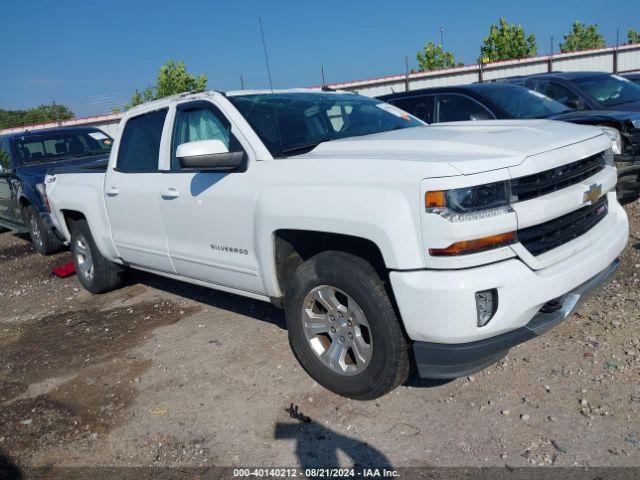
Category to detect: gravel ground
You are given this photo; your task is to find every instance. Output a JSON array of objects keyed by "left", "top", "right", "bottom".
[{"left": 0, "top": 202, "right": 639, "bottom": 472}]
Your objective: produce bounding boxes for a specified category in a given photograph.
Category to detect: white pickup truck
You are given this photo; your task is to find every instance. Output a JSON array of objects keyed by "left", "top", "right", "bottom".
[{"left": 45, "top": 89, "right": 629, "bottom": 399}]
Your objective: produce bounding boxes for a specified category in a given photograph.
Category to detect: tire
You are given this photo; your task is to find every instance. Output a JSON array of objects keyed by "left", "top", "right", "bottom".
[
  {"left": 617, "top": 166, "right": 640, "bottom": 206},
  {"left": 69, "top": 219, "right": 125, "bottom": 294},
  {"left": 24, "top": 206, "right": 62, "bottom": 255},
  {"left": 285, "top": 251, "right": 410, "bottom": 400}
]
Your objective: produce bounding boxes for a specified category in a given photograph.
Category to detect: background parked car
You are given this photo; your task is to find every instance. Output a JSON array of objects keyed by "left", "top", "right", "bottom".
[
  {"left": 623, "top": 72, "right": 640, "bottom": 85},
  {"left": 502, "top": 71, "right": 640, "bottom": 113},
  {"left": 0, "top": 126, "right": 112, "bottom": 254},
  {"left": 379, "top": 83, "right": 640, "bottom": 204}
]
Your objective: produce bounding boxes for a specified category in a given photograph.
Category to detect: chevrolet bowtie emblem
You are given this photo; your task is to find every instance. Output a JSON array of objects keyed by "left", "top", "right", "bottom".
[{"left": 583, "top": 183, "right": 602, "bottom": 204}]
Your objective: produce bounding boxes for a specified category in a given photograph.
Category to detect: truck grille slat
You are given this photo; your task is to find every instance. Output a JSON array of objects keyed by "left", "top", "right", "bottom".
[
  {"left": 512, "top": 153, "right": 605, "bottom": 202},
  {"left": 518, "top": 197, "right": 608, "bottom": 256}
]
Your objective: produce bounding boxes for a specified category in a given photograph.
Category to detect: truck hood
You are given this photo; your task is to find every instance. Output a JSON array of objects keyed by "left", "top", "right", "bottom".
[
  {"left": 306, "top": 120, "right": 603, "bottom": 175},
  {"left": 549, "top": 109, "right": 640, "bottom": 124}
]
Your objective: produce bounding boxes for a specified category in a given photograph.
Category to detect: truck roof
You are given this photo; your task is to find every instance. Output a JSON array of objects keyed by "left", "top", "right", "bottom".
[{"left": 123, "top": 88, "right": 354, "bottom": 116}]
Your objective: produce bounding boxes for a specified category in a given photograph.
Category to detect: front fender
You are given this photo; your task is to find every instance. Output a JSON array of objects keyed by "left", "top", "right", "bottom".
[{"left": 254, "top": 186, "right": 424, "bottom": 296}]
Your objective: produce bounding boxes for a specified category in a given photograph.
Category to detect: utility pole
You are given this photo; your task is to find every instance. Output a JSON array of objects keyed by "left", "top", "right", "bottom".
[
  {"left": 613, "top": 28, "right": 620, "bottom": 73},
  {"left": 404, "top": 55, "right": 410, "bottom": 92},
  {"left": 440, "top": 25, "right": 444, "bottom": 48},
  {"left": 240, "top": 75, "right": 245, "bottom": 90},
  {"left": 321, "top": 66, "right": 326, "bottom": 87},
  {"left": 548, "top": 35, "right": 554, "bottom": 72}
]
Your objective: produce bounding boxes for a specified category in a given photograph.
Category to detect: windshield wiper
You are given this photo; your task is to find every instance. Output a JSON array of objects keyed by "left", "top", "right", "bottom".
[{"left": 280, "top": 138, "right": 332, "bottom": 157}]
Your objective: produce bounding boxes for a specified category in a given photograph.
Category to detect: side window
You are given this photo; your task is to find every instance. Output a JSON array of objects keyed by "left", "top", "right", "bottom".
[
  {"left": 171, "top": 104, "right": 243, "bottom": 170},
  {"left": 0, "top": 141, "right": 11, "bottom": 170},
  {"left": 535, "top": 81, "right": 582, "bottom": 109},
  {"left": 390, "top": 96, "right": 434, "bottom": 123},
  {"left": 325, "top": 105, "right": 354, "bottom": 131},
  {"left": 117, "top": 108, "right": 168, "bottom": 173},
  {"left": 434, "top": 94, "right": 493, "bottom": 123}
]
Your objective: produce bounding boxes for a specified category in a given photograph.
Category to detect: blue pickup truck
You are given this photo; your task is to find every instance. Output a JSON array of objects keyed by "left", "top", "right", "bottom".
[{"left": 0, "top": 126, "right": 112, "bottom": 254}]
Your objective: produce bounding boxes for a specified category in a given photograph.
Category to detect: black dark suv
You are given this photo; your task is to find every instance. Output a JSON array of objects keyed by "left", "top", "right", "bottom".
[
  {"left": 0, "top": 126, "right": 112, "bottom": 254},
  {"left": 379, "top": 82, "right": 640, "bottom": 204}
]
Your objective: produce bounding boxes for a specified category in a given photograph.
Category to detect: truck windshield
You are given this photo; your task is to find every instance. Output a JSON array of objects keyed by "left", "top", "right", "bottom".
[
  {"left": 12, "top": 129, "right": 112, "bottom": 164},
  {"left": 573, "top": 74, "right": 640, "bottom": 107},
  {"left": 228, "top": 92, "right": 423, "bottom": 157},
  {"left": 480, "top": 86, "right": 570, "bottom": 118}
]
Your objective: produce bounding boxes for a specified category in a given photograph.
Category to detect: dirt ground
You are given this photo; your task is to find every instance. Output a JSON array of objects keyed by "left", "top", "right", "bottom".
[{"left": 0, "top": 203, "right": 639, "bottom": 472}]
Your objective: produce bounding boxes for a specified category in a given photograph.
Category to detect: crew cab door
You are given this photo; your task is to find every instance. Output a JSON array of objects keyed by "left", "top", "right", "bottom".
[
  {"left": 104, "top": 108, "right": 174, "bottom": 273},
  {"left": 158, "top": 100, "right": 264, "bottom": 294}
]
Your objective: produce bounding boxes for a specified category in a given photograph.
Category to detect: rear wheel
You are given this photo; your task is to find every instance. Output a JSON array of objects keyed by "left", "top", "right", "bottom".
[
  {"left": 25, "top": 206, "right": 62, "bottom": 255},
  {"left": 285, "top": 251, "right": 410, "bottom": 400},
  {"left": 69, "top": 219, "right": 125, "bottom": 294}
]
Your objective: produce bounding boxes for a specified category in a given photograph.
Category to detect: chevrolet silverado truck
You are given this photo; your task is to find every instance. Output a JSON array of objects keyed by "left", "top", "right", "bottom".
[
  {"left": 0, "top": 126, "right": 112, "bottom": 254},
  {"left": 45, "top": 90, "right": 629, "bottom": 399}
]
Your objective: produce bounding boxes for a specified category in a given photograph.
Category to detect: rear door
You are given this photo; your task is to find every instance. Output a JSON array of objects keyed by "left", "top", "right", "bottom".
[{"left": 104, "top": 108, "right": 174, "bottom": 273}]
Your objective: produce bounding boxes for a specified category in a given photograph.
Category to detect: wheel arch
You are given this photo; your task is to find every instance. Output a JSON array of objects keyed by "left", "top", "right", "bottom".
[{"left": 271, "top": 229, "right": 389, "bottom": 301}]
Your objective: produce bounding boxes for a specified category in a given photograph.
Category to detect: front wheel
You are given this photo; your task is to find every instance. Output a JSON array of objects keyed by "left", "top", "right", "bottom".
[
  {"left": 25, "top": 206, "right": 62, "bottom": 255},
  {"left": 69, "top": 219, "right": 125, "bottom": 294},
  {"left": 285, "top": 251, "right": 410, "bottom": 400},
  {"left": 617, "top": 166, "right": 640, "bottom": 205}
]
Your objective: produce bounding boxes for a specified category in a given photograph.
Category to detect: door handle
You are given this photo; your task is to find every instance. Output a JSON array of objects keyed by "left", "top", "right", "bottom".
[
  {"left": 106, "top": 186, "right": 120, "bottom": 196},
  {"left": 161, "top": 187, "right": 180, "bottom": 199}
]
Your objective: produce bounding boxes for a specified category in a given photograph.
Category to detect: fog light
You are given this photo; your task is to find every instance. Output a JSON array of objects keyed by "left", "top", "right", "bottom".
[{"left": 476, "top": 289, "right": 498, "bottom": 327}]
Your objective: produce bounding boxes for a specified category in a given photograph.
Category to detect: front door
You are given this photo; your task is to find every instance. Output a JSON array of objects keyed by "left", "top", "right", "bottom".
[
  {"left": 158, "top": 100, "right": 264, "bottom": 294},
  {"left": 0, "top": 140, "right": 18, "bottom": 224},
  {"left": 104, "top": 108, "right": 174, "bottom": 273}
]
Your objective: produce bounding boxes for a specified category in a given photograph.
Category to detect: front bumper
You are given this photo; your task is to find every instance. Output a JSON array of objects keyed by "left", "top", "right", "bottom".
[{"left": 412, "top": 259, "right": 619, "bottom": 378}]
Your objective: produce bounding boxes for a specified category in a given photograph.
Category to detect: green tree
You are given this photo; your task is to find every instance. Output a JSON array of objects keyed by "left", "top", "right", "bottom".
[
  {"left": 124, "top": 87, "right": 155, "bottom": 109},
  {"left": 479, "top": 17, "right": 537, "bottom": 63},
  {"left": 124, "top": 59, "right": 207, "bottom": 110},
  {"left": 629, "top": 28, "right": 640, "bottom": 44},
  {"left": 0, "top": 103, "right": 74, "bottom": 129},
  {"left": 559, "top": 21, "right": 605, "bottom": 53},
  {"left": 416, "top": 42, "right": 462, "bottom": 71}
]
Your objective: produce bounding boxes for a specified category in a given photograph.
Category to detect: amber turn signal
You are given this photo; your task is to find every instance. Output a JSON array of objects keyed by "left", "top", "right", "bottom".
[
  {"left": 425, "top": 190, "right": 446, "bottom": 209},
  {"left": 429, "top": 232, "right": 517, "bottom": 256}
]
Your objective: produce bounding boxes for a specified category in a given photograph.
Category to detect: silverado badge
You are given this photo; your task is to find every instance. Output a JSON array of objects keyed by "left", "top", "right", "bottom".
[{"left": 583, "top": 183, "right": 602, "bottom": 205}]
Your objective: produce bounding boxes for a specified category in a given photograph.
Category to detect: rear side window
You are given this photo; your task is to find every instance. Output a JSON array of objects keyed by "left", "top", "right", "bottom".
[
  {"left": 534, "top": 81, "right": 582, "bottom": 109},
  {"left": 434, "top": 94, "right": 493, "bottom": 123},
  {"left": 390, "top": 96, "right": 434, "bottom": 123},
  {"left": 117, "top": 109, "right": 168, "bottom": 172}
]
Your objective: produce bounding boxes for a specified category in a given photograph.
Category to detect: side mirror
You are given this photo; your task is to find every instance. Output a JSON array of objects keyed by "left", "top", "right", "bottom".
[
  {"left": 176, "top": 139, "right": 243, "bottom": 171},
  {"left": 567, "top": 98, "right": 586, "bottom": 110}
]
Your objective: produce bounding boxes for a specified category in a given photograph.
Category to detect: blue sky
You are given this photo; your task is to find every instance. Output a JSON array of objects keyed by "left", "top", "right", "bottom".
[{"left": 0, "top": 0, "right": 637, "bottom": 117}]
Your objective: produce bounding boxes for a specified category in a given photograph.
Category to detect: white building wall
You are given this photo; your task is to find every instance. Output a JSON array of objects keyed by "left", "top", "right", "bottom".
[{"left": 329, "top": 43, "right": 640, "bottom": 97}]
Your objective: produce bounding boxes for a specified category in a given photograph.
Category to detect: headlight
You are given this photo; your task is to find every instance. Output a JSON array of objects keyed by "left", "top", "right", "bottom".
[
  {"left": 599, "top": 126, "right": 622, "bottom": 155},
  {"left": 603, "top": 147, "right": 614, "bottom": 167},
  {"left": 425, "top": 181, "right": 512, "bottom": 221},
  {"left": 35, "top": 182, "right": 50, "bottom": 212}
]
